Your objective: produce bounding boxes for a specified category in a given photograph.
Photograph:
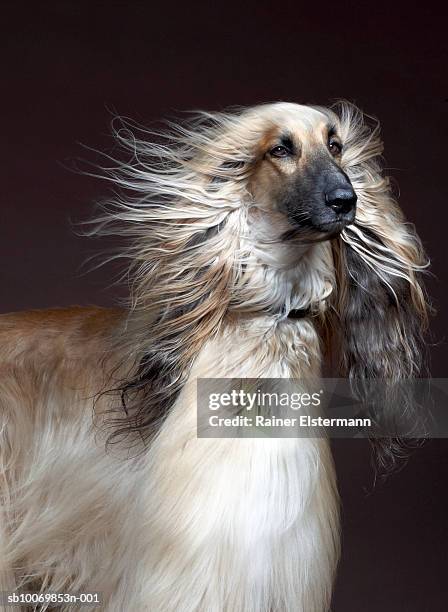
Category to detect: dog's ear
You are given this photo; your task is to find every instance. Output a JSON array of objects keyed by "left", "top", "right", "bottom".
[
  {"left": 332, "top": 222, "right": 428, "bottom": 380},
  {"left": 102, "top": 218, "right": 238, "bottom": 450},
  {"left": 327, "top": 100, "right": 432, "bottom": 475},
  {"left": 329, "top": 215, "right": 430, "bottom": 475},
  {"left": 328, "top": 100, "right": 429, "bottom": 378}
]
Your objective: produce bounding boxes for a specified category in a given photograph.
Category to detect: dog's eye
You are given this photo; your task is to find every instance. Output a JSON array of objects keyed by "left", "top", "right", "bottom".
[
  {"left": 269, "top": 145, "right": 290, "bottom": 158},
  {"left": 329, "top": 139, "right": 342, "bottom": 156}
]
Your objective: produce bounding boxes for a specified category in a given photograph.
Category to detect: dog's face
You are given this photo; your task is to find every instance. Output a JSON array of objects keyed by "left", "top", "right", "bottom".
[{"left": 249, "top": 104, "right": 357, "bottom": 239}]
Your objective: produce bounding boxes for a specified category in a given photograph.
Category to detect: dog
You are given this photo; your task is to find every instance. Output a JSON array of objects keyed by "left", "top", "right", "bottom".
[{"left": 0, "top": 102, "right": 428, "bottom": 611}]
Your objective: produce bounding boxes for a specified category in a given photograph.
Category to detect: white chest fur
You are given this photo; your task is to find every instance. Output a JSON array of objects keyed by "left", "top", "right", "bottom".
[{"left": 139, "top": 320, "right": 340, "bottom": 612}]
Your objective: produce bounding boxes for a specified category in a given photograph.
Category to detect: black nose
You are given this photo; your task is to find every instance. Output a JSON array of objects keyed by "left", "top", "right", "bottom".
[{"left": 325, "top": 188, "right": 357, "bottom": 215}]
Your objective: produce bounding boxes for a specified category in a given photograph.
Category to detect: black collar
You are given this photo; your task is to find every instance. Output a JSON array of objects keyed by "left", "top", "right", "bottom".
[{"left": 287, "top": 307, "right": 312, "bottom": 319}]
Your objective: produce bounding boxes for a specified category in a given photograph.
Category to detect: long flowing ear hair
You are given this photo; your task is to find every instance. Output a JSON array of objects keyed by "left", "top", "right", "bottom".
[
  {"left": 327, "top": 102, "right": 431, "bottom": 475},
  {"left": 89, "top": 110, "right": 265, "bottom": 449}
]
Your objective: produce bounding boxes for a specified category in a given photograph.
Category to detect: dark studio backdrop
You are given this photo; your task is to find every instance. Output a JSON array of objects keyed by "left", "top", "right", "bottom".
[{"left": 2, "top": 2, "right": 447, "bottom": 610}]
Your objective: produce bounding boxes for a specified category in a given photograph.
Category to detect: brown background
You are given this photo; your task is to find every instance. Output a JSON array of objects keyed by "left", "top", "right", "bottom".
[{"left": 2, "top": 2, "right": 448, "bottom": 610}]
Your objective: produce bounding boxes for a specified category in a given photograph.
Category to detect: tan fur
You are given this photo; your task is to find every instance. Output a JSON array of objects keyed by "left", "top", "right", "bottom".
[
  {"left": 0, "top": 102, "right": 428, "bottom": 611},
  {"left": 0, "top": 307, "right": 338, "bottom": 612}
]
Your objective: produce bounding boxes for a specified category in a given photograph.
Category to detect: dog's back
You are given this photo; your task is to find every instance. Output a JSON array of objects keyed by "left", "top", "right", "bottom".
[{"left": 0, "top": 306, "right": 121, "bottom": 365}]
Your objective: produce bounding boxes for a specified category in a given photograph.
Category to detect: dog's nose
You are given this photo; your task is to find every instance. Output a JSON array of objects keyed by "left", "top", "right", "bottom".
[{"left": 325, "top": 188, "right": 357, "bottom": 215}]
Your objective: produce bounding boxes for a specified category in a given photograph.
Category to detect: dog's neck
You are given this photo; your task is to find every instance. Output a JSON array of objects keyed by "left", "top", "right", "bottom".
[{"left": 230, "top": 241, "right": 335, "bottom": 321}]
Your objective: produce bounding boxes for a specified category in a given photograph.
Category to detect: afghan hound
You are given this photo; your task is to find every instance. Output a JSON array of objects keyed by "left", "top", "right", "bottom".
[{"left": 0, "top": 102, "right": 428, "bottom": 611}]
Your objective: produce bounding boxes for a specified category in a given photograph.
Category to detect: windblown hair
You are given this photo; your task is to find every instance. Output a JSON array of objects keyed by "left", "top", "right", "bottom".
[
  {"left": 93, "top": 109, "right": 257, "bottom": 444},
  {"left": 329, "top": 104, "right": 429, "bottom": 472},
  {"left": 0, "top": 101, "right": 430, "bottom": 612},
  {"left": 93, "top": 102, "right": 429, "bottom": 458},
  {"left": 332, "top": 103, "right": 428, "bottom": 378}
]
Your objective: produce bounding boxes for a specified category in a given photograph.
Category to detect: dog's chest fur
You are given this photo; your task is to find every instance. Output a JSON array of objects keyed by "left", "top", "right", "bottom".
[{"left": 137, "top": 320, "right": 339, "bottom": 612}]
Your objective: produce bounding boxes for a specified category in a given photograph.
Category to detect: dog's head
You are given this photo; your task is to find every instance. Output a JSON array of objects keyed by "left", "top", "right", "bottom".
[
  {"left": 248, "top": 104, "right": 356, "bottom": 239},
  {"left": 98, "top": 102, "right": 430, "bottom": 462}
]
